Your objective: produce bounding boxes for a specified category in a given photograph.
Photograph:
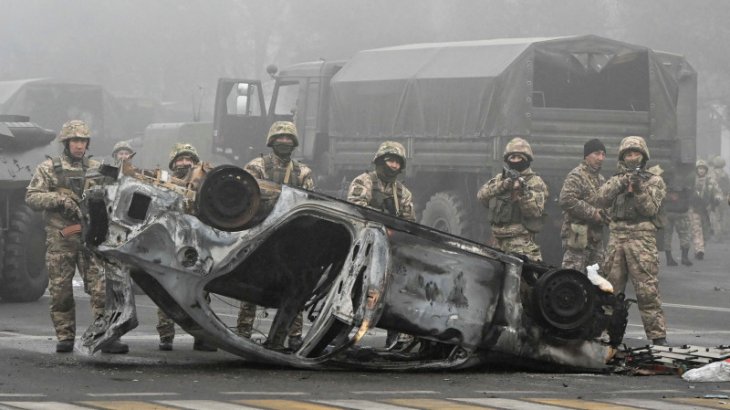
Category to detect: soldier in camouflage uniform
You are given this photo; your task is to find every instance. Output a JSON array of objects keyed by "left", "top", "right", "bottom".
[
  {"left": 477, "top": 137, "right": 548, "bottom": 262},
  {"left": 236, "top": 122, "right": 314, "bottom": 350},
  {"left": 25, "top": 120, "right": 128, "bottom": 354},
  {"left": 348, "top": 141, "right": 416, "bottom": 349},
  {"left": 662, "top": 168, "right": 693, "bottom": 266},
  {"left": 595, "top": 136, "right": 668, "bottom": 345},
  {"left": 709, "top": 156, "right": 730, "bottom": 241},
  {"left": 688, "top": 159, "right": 722, "bottom": 260},
  {"left": 157, "top": 143, "right": 217, "bottom": 352},
  {"left": 111, "top": 140, "right": 134, "bottom": 162},
  {"left": 558, "top": 138, "right": 608, "bottom": 272}
]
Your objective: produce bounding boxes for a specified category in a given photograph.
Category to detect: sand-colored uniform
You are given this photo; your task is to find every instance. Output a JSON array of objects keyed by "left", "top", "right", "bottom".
[
  {"left": 347, "top": 171, "right": 416, "bottom": 222},
  {"left": 25, "top": 154, "right": 105, "bottom": 342}
]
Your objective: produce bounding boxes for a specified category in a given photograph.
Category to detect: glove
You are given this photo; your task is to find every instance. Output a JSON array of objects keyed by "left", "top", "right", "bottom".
[
  {"left": 501, "top": 178, "right": 513, "bottom": 192},
  {"left": 630, "top": 174, "right": 642, "bottom": 193},
  {"left": 59, "top": 196, "right": 81, "bottom": 220}
]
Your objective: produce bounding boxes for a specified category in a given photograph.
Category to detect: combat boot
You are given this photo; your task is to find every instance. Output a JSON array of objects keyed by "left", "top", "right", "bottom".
[
  {"left": 158, "top": 337, "right": 173, "bottom": 351},
  {"left": 665, "top": 251, "right": 678, "bottom": 266},
  {"left": 651, "top": 337, "right": 668, "bottom": 346},
  {"left": 681, "top": 247, "right": 693, "bottom": 266},
  {"left": 695, "top": 250, "right": 704, "bottom": 260},
  {"left": 56, "top": 339, "right": 74, "bottom": 353},
  {"left": 288, "top": 335, "right": 303, "bottom": 351}
]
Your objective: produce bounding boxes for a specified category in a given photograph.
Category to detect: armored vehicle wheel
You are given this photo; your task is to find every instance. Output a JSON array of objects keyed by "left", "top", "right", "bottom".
[
  {"left": 0, "top": 204, "right": 48, "bottom": 302},
  {"left": 420, "top": 191, "right": 471, "bottom": 238},
  {"left": 533, "top": 268, "right": 596, "bottom": 335}
]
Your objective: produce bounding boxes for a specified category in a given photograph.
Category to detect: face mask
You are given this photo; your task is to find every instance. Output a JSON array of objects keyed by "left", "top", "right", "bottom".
[
  {"left": 173, "top": 166, "right": 191, "bottom": 179},
  {"left": 623, "top": 158, "right": 642, "bottom": 169},
  {"left": 273, "top": 143, "right": 294, "bottom": 158},
  {"left": 508, "top": 159, "right": 530, "bottom": 172},
  {"left": 376, "top": 163, "right": 400, "bottom": 181}
]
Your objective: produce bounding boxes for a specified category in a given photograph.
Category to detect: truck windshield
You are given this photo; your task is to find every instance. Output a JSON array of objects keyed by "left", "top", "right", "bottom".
[{"left": 273, "top": 80, "right": 300, "bottom": 117}]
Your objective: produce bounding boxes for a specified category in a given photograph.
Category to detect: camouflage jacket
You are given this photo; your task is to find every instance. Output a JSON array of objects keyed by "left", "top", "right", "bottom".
[
  {"left": 26, "top": 154, "right": 100, "bottom": 230},
  {"left": 244, "top": 153, "right": 314, "bottom": 190},
  {"left": 477, "top": 167, "right": 548, "bottom": 237},
  {"left": 595, "top": 165, "right": 665, "bottom": 232},
  {"left": 558, "top": 161, "right": 606, "bottom": 240},
  {"left": 347, "top": 171, "right": 415, "bottom": 222},
  {"left": 692, "top": 175, "right": 722, "bottom": 212},
  {"left": 711, "top": 168, "right": 730, "bottom": 194}
]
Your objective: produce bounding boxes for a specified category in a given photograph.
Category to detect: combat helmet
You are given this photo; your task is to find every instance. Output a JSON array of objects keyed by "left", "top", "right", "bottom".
[
  {"left": 372, "top": 141, "right": 407, "bottom": 169},
  {"left": 618, "top": 136, "right": 650, "bottom": 161},
  {"left": 696, "top": 159, "right": 709, "bottom": 171},
  {"left": 503, "top": 137, "right": 533, "bottom": 161},
  {"left": 168, "top": 143, "right": 200, "bottom": 170},
  {"left": 266, "top": 121, "right": 299, "bottom": 147},
  {"left": 112, "top": 140, "right": 134, "bottom": 156},
  {"left": 712, "top": 155, "right": 726, "bottom": 168},
  {"left": 58, "top": 120, "right": 91, "bottom": 142}
]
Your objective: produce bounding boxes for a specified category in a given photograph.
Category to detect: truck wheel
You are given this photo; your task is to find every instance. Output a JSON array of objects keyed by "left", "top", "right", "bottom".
[
  {"left": 0, "top": 205, "right": 48, "bottom": 302},
  {"left": 420, "top": 191, "right": 471, "bottom": 238}
]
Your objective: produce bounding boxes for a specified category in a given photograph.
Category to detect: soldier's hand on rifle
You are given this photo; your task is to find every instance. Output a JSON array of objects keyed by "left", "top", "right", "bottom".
[
  {"left": 59, "top": 196, "right": 82, "bottom": 220},
  {"left": 501, "top": 178, "right": 513, "bottom": 192},
  {"left": 629, "top": 173, "right": 642, "bottom": 193}
]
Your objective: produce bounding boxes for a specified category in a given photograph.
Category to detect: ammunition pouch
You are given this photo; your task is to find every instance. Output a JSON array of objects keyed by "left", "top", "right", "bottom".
[
  {"left": 488, "top": 194, "right": 520, "bottom": 225},
  {"left": 611, "top": 192, "right": 638, "bottom": 221},
  {"left": 567, "top": 223, "right": 589, "bottom": 250}
]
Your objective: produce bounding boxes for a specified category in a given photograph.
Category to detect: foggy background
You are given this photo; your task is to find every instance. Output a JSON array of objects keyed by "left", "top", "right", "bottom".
[{"left": 1, "top": 0, "right": 729, "bottom": 156}]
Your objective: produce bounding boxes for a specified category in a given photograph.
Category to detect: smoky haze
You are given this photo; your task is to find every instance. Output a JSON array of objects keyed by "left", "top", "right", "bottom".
[{"left": 1, "top": 0, "right": 729, "bottom": 154}]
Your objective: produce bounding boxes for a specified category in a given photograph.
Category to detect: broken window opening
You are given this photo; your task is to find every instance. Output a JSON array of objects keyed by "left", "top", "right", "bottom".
[{"left": 127, "top": 192, "right": 152, "bottom": 221}]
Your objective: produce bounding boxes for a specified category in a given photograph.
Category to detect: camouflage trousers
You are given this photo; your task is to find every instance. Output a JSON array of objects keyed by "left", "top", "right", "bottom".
[
  {"left": 561, "top": 238, "right": 604, "bottom": 273},
  {"left": 602, "top": 229, "right": 666, "bottom": 340},
  {"left": 688, "top": 209, "right": 707, "bottom": 253},
  {"left": 494, "top": 232, "right": 542, "bottom": 262},
  {"left": 237, "top": 302, "right": 303, "bottom": 338},
  {"left": 156, "top": 292, "right": 212, "bottom": 341},
  {"left": 710, "top": 203, "right": 730, "bottom": 241},
  {"left": 663, "top": 211, "right": 691, "bottom": 251},
  {"left": 45, "top": 228, "right": 105, "bottom": 342}
]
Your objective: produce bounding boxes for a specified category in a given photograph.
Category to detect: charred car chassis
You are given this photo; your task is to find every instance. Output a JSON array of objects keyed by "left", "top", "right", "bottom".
[{"left": 80, "top": 163, "right": 628, "bottom": 370}]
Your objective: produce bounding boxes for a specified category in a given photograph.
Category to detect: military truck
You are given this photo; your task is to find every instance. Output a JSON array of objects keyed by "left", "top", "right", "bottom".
[
  {"left": 0, "top": 116, "right": 54, "bottom": 301},
  {"left": 207, "top": 35, "right": 699, "bottom": 264}
]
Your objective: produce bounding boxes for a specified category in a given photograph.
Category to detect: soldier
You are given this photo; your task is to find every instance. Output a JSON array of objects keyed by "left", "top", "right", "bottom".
[
  {"left": 477, "top": 137, "right": 548, "bottom": 262},
  {"left": 709, "top": 156, "right": 730, "bottom": 241},
  {"left": 595, "top": 136, "right": 668, "bottom": 346},
  {"left": 157, "top": 143, "right": 217, "bottom": 352},
  {"left": 111, "top": 140, "right": 134, "bottom": 162},
  {"left": 25, "top": 120, "right": 128, "bottom": 354},
  {"left": 236, "top": 121, "right": 314, "bottom": 350},
  {"left": 662, "top": 168, "right": 693, "bottom": 266},
  {"left": 688, "top": 159, "right": 722, "bottom": 260},
  {"left": 347, "top": 140, "right": 416, "bottom": 349},
  {"left": 558, "top": 138, "right": 608, "bottom": 272}
]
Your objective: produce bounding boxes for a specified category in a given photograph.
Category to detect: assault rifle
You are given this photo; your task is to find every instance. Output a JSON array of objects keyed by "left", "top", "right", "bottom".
[{"left": 502, "top": 166, "right": 526, "bottom": 192}]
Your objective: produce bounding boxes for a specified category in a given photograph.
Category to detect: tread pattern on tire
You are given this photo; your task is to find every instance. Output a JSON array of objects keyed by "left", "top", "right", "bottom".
[
  {"left": 420, "top": 191, "right": 471, "bottom": 238},
  {"left": 0, "top": 204, "right": 48, "bottom": 302}
]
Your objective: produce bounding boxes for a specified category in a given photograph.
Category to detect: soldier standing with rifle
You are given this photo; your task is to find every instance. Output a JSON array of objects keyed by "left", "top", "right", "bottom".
[
  {"left": 595, "top": 136, "right": 668, "bottom": 346},
  {"left": 558, "top": 138, "right": 608, "bottom": 272},
  {"left": 25, "top": 120, "right": 128, "bottom": 354},
  {"left": 347, "top": 141, "right": 416, "bottom": 349},
  {"left": 236, "top": 121, "right": 314, "bottom": 351},
  {"left": 688, "top": 160, "right": 722, "bottom": 260},
  {"left": 477, "top": 137, "right": 548, "bottom": 262},
  {"left": 662, "top": 168, "right": 693, "bottom": 266}
]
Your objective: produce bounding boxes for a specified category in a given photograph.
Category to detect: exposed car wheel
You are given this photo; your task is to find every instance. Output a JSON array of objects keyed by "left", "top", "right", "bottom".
[
  {"left": 420, "top": 191, "right": 471, "bottom": 238},
  {"left": 0, "top": 204, "right": 48, "bottom": 302},
  {"left": 533, "top": 268, "right": 596, "bottom": 336}
]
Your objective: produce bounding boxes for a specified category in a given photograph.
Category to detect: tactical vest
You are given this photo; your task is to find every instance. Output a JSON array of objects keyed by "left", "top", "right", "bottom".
[
  {"left": 263, "top": 154, "right": 302, "bottom": 187},
  {"left": 487, "top": 174, "right": 545, "bottom": 233},
  {"left": 368, "top": 171, "right": 402, "bottom": 217},
  {"left": 51, "top": 155, "right": 89, "bottom": 198}
]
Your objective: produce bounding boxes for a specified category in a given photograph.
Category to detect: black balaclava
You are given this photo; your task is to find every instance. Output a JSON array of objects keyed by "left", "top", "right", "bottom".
[
  {"left": 272, "top": 142, "right": 294, "bottom": 161},
  {"left": 507, "top": 154, "right": 530, "bottom": 172},
  {"left": 375, "top": 157, "right": 401, "bottom": 182}
]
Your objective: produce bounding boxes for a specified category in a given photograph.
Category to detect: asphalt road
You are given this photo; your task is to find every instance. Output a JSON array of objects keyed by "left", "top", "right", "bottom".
[{"left": 0, "top": 242, "right": 728, "bottom": 409}]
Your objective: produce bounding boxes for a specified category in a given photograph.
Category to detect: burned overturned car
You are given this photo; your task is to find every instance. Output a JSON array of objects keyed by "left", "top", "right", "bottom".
[{"left": 80, "top": 162, "right": 628, "bottom": 370}]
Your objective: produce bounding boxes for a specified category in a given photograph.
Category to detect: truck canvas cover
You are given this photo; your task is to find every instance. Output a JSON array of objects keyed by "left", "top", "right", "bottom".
[{"left": 329, "top": 35, "right": 681, "bottom": 142}]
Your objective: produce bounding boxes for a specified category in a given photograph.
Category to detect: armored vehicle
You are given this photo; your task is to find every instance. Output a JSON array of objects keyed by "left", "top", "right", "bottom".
[{"left": 0, "top": 115, "right": 54, "bottom": 301}]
